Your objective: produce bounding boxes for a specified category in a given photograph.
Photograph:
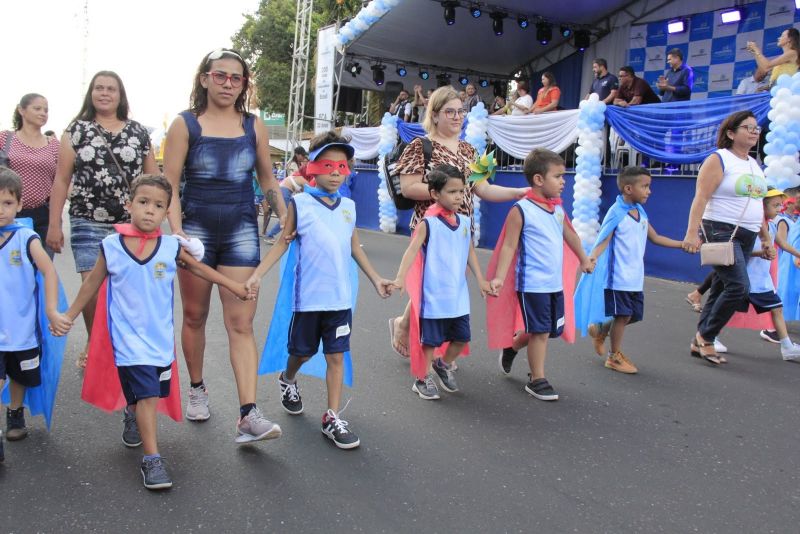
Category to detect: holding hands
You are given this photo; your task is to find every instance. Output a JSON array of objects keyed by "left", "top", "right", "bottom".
[{"left": 48, "top": 311, "right": 73, "bottom": 337}]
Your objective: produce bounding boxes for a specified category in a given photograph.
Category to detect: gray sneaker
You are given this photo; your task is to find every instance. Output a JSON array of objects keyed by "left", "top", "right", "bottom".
[
  {"left": 185, "top": 385, "right": 210, "bottom": 421},
  {"left": 433, "top": 358, "right": 459, "bottom": 392},
  {"left": 140, "top": 456, "right": 172, "bottom": 490},
  {"left": 235, "top": 407, "right": 282, "bottom": 444},
  {"left": 411, "top": 373, "right": 440, "bottom": 400},
  {"left": 781, "top": 342, "right": 800, "bottom": 361},
  {"left": 122, "top": 407, "right": 142, "bottom": 448}
]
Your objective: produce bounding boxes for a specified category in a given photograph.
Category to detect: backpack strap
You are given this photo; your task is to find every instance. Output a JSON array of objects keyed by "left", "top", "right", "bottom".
[{"left": 420, "top": 137, "right": 433, "bottom": 178}]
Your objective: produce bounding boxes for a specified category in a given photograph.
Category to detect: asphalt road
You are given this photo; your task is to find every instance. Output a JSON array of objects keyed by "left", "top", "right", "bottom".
[{"left": 2, "top": 227, "right": 799, "bottom": 533}]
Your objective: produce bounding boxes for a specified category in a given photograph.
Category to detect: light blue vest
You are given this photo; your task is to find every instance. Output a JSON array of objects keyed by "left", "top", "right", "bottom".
[
  {"left": 103, "top": 234, "right": 179, "bottom": 367},
  {"left": 747, "top": 221, "right": 777, "bottom": 294},
  {"left": 292, "top": 193, "right": 355, "bottom": 311},
  {"left": 515, "top": 200, "right": 564, "bottom": 293},
  {"left": 420, "top": 214, "right": 471, "bottom": 319},
  {"left": 0, "top": 228, "right": 39, "bottom": 351},
  {"left": 607, "top": 211, "right": 649, "bottom": 291}
]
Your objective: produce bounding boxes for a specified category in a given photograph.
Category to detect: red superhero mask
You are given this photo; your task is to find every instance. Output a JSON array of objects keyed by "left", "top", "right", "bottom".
[{"left": 306, "top": 159, "right": 351, "bottom": 177}]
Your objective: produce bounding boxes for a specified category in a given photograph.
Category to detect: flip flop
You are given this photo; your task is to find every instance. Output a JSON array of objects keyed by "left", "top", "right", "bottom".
[
  {"left": 693, "top": 335, "right": 721, "bottom": 365},
  {"left": 388, "top": 317, "right": 409, "bottom": 358},
  {"left": 685, "top": 296, "right": 703, "bottom": 313}
]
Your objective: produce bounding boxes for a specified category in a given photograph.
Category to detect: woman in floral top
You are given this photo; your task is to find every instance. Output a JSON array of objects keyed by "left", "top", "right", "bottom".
[
  {"left": 47, "top": 70, "right": 158, "bottom": 368},
  {"left": 389, "top": 85, "right": 527, "bottom": 357}
]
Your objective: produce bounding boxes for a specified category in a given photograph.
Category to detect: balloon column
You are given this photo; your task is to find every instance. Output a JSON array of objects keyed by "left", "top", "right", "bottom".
[
  {"left": 573, "top": 94, "right": 606, "bottom": 249},
  {"left": 377, "top": 113, "right": 400, "bottom": 233},
  {"left": 465, "top": 102, "right": 490, "bottom": 244},
  {"left": 335, "top": 0, "right": 404, "bottom": 48},
  {"left": 764, "top": 72, "right": 800, "bottom": 190}
]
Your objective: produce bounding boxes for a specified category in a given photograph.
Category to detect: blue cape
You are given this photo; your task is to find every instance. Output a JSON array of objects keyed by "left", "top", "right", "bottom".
[
  {"left": 574, "top": 196, "right": 647, "bottom": 336},
  {"left": 779, "top": 218, "right": 800, "bottom": 321},
  {"left": 1, "top": 218, "right": 67, "bottom": 429},
  {"left": 258, "top": 241, "right": 358, "bottom": 386}
]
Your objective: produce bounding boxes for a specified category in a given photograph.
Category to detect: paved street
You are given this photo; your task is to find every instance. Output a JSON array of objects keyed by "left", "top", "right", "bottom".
[{"left": 3, "top": 227, "right": 799, "bottom": 533}]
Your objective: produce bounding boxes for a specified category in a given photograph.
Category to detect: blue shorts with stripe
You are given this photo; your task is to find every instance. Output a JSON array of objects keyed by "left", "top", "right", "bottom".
[
  {"left": 518, "top": 291, "right": 564, "bottom": 338},
  {"left": 604, "top": 289, "right": 644, "bottom": 323}
]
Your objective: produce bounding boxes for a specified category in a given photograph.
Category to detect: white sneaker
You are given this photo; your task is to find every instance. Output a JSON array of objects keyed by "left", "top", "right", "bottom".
[
  {"left": 185, "top": 385, "right": 210, "bottom": 421},
  {"left": 780, "top": 342, "right": 800, "bottom": 361},
  {"left": 235, "top": 407, "right": 282, "bottom": 444},
  {"left": 713, "top": 338, "right": 728, "bottom": 353}
]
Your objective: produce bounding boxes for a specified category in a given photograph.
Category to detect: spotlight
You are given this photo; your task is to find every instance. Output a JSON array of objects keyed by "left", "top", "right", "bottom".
[
  {"left": 719, "top": 9, "right": 741, "bottom": 24},
  {"left": 667, "top": 19, "right": 686, "bottom": 33},
  {"left": 346, "top": 61, "right": 361, "bottom": 77},
  {"left": 396, "top": 65, "right": 407, "bottom": 77},
  {"left": 479, "top": 78, "right": 489, "bottom": 88},
  {"left": 371, "top": 64, "right": 385, "bottom": 86},
  {"left": 419, "top": 68, "right": 430, "bottom": 80},
  {"left": 517, "top": 16, "right": 529, "bottom": 29},
  {"left": 536, "top": 21, "right": 552, "bottom": 45},
  {"left": 470, "top": 3, "right": 481, "bottom": 18},
  {"left": 490, "top": 12, "right": 505, "bottom": 36},
  {"left": 574, "top": 29, "right": 590, "bottom": 51},
  {"left": 560, "top": 25, "right": 571, "bottom": 38},
  {"left": 458, "top": 74, "right": 469, "bottom": 86},
  {"left": 442, "top": 1, "right": 457, "bottom": 25}
]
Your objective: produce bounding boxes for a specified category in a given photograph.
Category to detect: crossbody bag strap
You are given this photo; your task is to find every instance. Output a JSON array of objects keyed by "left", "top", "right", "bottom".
[
  {"left": 91, "top": 123, "right": 130, "bottom": 187},
  {"left": 700, "top": 195, "right": 752, "bottom": 243}
]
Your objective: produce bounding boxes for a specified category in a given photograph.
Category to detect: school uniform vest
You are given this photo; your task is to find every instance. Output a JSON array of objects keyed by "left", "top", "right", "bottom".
[
  {"left": 420, "top": 214, "right": 471, "bottom": 319},
  {"left": 607, "top": 210, "right": 649, "bottom": 291},
  {"left": 292, "top": 193, "right": 355, "bottom": 312},
  {"left": 515, "top": 200, "right": 564, "bottom": 293},
  {"left": 747, "top": 221, "right": 777, "bottom": 294},
  {"left": 0, "top": 228, "right": 39, "bottom": 351},
  {"left": 102, "top": 234, "right": 180, "bottom": 367}
]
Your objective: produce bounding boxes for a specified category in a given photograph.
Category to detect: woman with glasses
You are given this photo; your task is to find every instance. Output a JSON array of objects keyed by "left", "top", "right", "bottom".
[
  {"left": 388, "top": 85, "right": 527, "bottom": 358},
  {"left": 162, "top": 48, "right": 285, "bottom": 443},
  {"left": 682, "top": 111, "right": 773, "bottom": 365},
  {"left": 47, "top": 71, "right": 158, "bottom": 369}
]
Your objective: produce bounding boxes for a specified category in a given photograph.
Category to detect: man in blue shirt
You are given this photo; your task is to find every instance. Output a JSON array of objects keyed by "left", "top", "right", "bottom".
[
  {"left": 586, "top": 58, "right": 619, "bottom": 104},
  {"left": 657, "top": 48, "right": 693, "bottom": 102}
]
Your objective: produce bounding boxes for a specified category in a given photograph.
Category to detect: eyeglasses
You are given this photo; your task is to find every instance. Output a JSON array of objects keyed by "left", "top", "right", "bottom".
[
  {"left": 737, "top": 125, "right": 762, "bottom": 134},
  {"left": 441, "top": 108, "right": 467, "bottom": 119},
  {"left": 205, "top": 71, "right": 247, "bottom": 88},
  {"left": 207, "top": 48, "right": 244, "bottom": 62}
]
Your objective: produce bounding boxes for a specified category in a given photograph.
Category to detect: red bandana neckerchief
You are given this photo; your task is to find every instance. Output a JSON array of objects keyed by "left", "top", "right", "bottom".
[
  {"left": 424, "top": 204, "right": 456, "bottom": 223},
  {"left": 114, "top": 224, "right": 162, "bottom": 256},
  {"left": 525, "top": 190, "right": 562, "bottom": 208}
]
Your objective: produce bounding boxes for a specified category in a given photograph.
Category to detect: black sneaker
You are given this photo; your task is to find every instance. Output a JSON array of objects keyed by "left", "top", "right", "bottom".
[
  {"left": 760, "top": 329, "right": 780, "bottom": 344},
  {"left": 278, "top": 373, "right": 303, "bottom": 415},
  {"left": 498, "top": 347, "right": 517, "bottom": 375},
  {"left": 433, "top": 358, "right": 459, "bottom": 392},
  {"left": 0, "top": 430, "right": 4, "bottom": 463},
  {"left": 140, "top": 456, "right": 173, "bottom": 490},
  {"left": 525, "top": 377, "right": 559, "bottom": 401},
  {"left": 6, "top": 407, "right": 28, "bottom": 441},
  {"left": 122, "top": 407, "right": 142, "bottom": 448},
  {"left": 322, "top": 409, "right": 360, "bottom": 449}
]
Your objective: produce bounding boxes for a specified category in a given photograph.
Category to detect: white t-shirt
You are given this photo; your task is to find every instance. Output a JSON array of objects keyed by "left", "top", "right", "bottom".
[
  {"left": 702, "top": 149, "right": 767, "bottom": 233},
  {"left": 511, "top": 94, "right": 533, "bottom": 115}
]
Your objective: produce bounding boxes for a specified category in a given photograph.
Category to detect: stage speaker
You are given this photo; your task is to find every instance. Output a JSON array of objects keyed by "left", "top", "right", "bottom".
[{"left": 336, "top": 86, "right": 362, "bottom": 114}]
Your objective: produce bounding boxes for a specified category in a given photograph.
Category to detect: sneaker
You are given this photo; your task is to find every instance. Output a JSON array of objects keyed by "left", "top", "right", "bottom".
[
  {"left": 781, "top": 342, "right": 800, "bottom": 361},
  {"left": 433, "top": 358, "right": 459, "bottom": 392},
  {"left": 588, "top": 322, "right": 609, "bottom": 357},
  {"left": 525, "top": 378, "right": 559, "bottom": 401},
  {"left": 760, "top": 329, "right": 780, "bottom": 344},
  {"left": 278, "top": 374, "right": 303, "bottom": 415},
  {"left": 185, "top": 385, "right": 210, "bottom": 421},
  {"left": 0, "top": 430, "right": 4, "bottom": 463},
  {"left": 6, "top": 407, "right": 28, "bottom": 441},
  {"left": 140, "top": 456, "right": 173, "bottom": 490},
  {"left": 235, "top": 407, "right": 282, "bottom": 444},
  {"left": 714, "top": 338, "right": 728, "bottom": 353},
  {"left": 321, "top": 409, "right": 360, "bottom": 450},
  {"left": 411, "top": 373, "right": 440, "bottom": 400},
  {"left": 122, "top": 407, "right": 142, "bottom": 448},
  {"left": 498, "top": 347, "right": 517, "bottom": 375},
  {"left": 604, "top": 351, "right": 638, "bottom": 374}
]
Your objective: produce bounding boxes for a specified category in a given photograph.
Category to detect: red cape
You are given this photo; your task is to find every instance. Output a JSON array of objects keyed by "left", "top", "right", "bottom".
[
  {"left": 726, "top": 258, "right": 778, "bottom": 331},
  {"left": 81, "top": 280, "right": 183, "bottom": 422},
  {"left": 485, "top": 220, "right": 578, "bottom": 350}
]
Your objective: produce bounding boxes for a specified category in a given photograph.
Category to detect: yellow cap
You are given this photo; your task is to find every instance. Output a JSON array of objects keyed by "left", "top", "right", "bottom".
[{"left": 765, "top": 188, "right": 785, "bottom": 198}]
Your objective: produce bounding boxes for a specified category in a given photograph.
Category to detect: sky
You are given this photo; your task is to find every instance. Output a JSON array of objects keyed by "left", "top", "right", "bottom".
[{"left": 0, "top": 0, "right": 261, "bottom": 134}]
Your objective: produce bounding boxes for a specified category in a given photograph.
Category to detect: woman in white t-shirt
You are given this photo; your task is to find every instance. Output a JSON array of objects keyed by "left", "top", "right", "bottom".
[
  {"left": 682, "top": 111, "right": 773, "bottom": 365},
  {"left": 506, "top": 81, "right": 533, "bottom": 115}
]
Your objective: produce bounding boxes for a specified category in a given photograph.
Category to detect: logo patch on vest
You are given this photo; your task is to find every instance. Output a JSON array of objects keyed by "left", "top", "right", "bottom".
[
  {"left": 154, "top": 262, "right": 167, "bottom": 279},
  {"left": 9, "top": 249, "right": 22, "bottom": 266},
  {"left": 341, "top": 209, "right": 354, "bottom": 224}
]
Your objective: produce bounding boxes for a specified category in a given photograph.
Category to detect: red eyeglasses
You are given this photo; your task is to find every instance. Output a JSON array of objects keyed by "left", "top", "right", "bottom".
[{"left": 205, "top": 71, "right": 247, "bottom": 88}]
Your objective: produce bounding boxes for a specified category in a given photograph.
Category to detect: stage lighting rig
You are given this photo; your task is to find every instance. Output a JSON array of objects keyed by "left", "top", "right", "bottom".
[
  {"left": 458, "top": 74, "right": 469, "bottom": 86},
  {"left": 560, "top": 25, "right": 572, "bottom": 38},
  {"left": 667, "top": 19, "right": 686, "bottom": 33},
  {"left": 517, "top": 16, "right": 529, "bottom": 29},
  {"left": 470, "top": 3, "right": 482, "bottom": 18},
  {"left": 490, "top": 12, "right": 505, "bottom": 36},
  {"left": 719, "top": 9, "right": 741, "bottom": 24},
  {"left": 478, "top": 78, "right": 489, "bottom": 88},
  {"left": 396, "top": 65, "right": 407, "bottom": 77},
  {"left": 371, "top": 64, "right": 385, "bottom": 86},
  {"left": 536, "top": 21, "right": 552, "bottom": 45},
  {"left": 419, "top": 68, "right": 430, "bottom": 80},
  {"left": 442, "top": 1, "right": 457, "bottom": 25},
  {"left": 574, "top": 29, "right": 590, "bottom": 51},
  {"left": 346, "top": 61, "right": 361, "bottom": 77}
]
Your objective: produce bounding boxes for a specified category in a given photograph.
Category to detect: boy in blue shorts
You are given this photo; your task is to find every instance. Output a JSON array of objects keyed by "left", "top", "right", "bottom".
[
  {"left": 246, "top": 132, "right": 392, "bottom": 449},
  {"left": 0, "top": 167, "right": 69, "bottom": 462},
  {"left": 54, "top": 174, "right": 252, "bottom": 489},
  {"left": 579, "top": 167, "right": 683, "bottom": 373},
  {"left": 489, "top": 149, "right": 594, "bottom": 401}
]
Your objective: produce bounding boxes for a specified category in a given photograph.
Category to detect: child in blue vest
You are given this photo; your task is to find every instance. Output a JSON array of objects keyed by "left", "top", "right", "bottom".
[
  {"left": 0, "top": 167, "right": 69, "bottom": 462},
  {"left": 245, "top": 133, "right": 392, "bottom": 449},
  {"left": 577, "top": 167, "right": 683, "bottom": 373},
  {"left": 489, "top": 149, "right": 595, "bottom": 401},
  {"left": 392, "top": 164, "right": 492, "bottom": 400},
  {"left": 55, "top": 174, "right": 252, "bottom": 489}
]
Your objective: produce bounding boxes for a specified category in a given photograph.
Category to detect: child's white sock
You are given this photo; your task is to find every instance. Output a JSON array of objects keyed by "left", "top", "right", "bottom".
[{"left": 780, "top": 337, "right": 793, "bottom": 349}]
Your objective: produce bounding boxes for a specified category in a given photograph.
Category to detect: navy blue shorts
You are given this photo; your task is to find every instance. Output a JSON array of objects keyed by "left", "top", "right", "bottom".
[
  {"left": 288, "top": 309, "right": 352, "bottom": 356},
  {"left": 749, "top": 291, "right": 782, "bottom": 314},
  {"left": 0, "top": 347, "right": 42, "bottom": 387},
  {"left": 604, "top": 289, "right": 644, "bottom": 323},
  {"left": 182, "top": 200, "right": 260, "bottom": 268},
  {"left": 117, "top": 364, "right": 172, "bottom": 406},
  {"left": 420, "top": 314, "right": 471, "bottom": 347},
  {"left": 518, "top": 291, "right": 564, "bottom": 338}
]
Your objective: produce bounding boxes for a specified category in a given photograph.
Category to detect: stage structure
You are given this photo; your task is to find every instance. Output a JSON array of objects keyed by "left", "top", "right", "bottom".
[{"left": 286, "top": 0, "right": 314, "bottom": 163}]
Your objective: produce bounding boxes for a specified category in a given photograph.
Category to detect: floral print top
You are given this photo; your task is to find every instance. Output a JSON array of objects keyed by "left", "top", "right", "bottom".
[{"left": 66, "top": 119, "right": 151, "bottom": 223}]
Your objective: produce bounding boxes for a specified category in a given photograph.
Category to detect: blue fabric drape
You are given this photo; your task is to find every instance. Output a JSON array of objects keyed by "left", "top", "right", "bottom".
[
  {"left": 396, "top": 120, "right": 468, "bottom": 143},
  {"left": 605, "top": 93, "right": 771, "bottom": 164}
]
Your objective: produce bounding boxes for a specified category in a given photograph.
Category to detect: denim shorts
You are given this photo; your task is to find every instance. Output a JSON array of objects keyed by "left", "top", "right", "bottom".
[
  {"left": 70, "top": 217, "right": 116, "bottom": 272},
  {"left": 182, "top": 200, "right": 260, "bottom": 268}
]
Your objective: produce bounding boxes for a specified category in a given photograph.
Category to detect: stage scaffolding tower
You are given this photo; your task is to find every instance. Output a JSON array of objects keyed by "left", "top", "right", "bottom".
[{"left": 286, "top": 0, "right": 314, "bottom": 163}]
